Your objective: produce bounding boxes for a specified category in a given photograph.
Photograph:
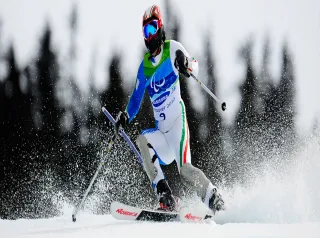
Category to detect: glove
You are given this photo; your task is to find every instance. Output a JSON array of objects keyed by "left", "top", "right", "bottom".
[
  {"left": 174, "top": 49, "right": 191, "bottom": 78},
  {"left": 115, "top": 111, "right": 129, "bottom": 135}
]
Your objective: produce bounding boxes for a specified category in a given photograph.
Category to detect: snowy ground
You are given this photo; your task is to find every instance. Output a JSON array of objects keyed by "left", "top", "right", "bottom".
[{"left": 1, "top": 212, "right": 320, "bottom": 238}]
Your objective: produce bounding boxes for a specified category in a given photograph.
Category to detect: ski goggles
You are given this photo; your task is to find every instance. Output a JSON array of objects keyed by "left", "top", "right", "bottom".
[{"left": 143, "top": 20, "right": 159, "bottom": 39}]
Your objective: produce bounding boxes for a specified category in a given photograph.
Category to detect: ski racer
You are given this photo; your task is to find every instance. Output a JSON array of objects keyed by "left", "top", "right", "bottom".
[{"left": 115, "top": 5, "right": 224, "bottom": 213}]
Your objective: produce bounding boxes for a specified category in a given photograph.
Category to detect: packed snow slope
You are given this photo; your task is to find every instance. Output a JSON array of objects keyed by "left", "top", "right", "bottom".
[
  {"left": 2, "top": 137, "right": 320, "bottom": 238},
  {"left": 1, "top": 213, "right": 319, "bottom": 238}
]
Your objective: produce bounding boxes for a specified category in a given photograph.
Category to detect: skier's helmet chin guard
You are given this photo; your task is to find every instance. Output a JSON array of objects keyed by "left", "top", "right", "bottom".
[{"left": 142, "top": 5, "right": 166, "bottom": 55}]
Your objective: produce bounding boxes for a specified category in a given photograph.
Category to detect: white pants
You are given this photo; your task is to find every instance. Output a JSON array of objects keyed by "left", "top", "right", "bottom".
[
  {"left": 136, "top": 100, "right": 214, "bottom": 205},
  {"left": 140, "top": 100, "right": 190, "bottom": 188}
]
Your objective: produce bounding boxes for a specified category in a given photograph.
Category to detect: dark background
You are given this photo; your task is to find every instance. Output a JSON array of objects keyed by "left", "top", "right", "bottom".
[{"left": 0, "top": 1, "right": 312, "bottom": 219}]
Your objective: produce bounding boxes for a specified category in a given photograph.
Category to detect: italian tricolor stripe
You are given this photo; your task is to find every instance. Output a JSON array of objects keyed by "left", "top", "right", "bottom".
[{"left": 179, "top": 101, "right": 189, "bottom": 167}]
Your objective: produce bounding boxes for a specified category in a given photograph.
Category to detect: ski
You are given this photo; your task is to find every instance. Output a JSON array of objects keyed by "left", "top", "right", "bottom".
[
  {"left": 111, "top": 201, "right": 178, "bottom": 222},
  {"left": 179, "top": 207, "right": 213, "bottom": 222},
  {"left": 110, "top": 201, "right": 214, "bottom": 222}
]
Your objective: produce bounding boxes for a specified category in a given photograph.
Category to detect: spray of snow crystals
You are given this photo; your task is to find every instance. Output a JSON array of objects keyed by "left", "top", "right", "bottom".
[{"left": 215, "top": 133, "right": 320, "bottom": 223}]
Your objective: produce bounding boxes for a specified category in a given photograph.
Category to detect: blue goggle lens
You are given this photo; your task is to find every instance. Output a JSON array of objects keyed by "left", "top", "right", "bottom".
[{"left": 143, "top": 21, "right": 158, "bottom": 39}]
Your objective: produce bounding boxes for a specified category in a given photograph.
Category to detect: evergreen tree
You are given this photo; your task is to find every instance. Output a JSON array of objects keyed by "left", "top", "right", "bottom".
[
  {"left": 258, "top": 37, "right": 280, "bottom": 155},
  {"left": 86, "top": 48, "right": 102, "bottom": 145},
  {"left": 0, "top": 80, "right": 4, "bottom": 134},
  {"left": 232, "top": 40, "right": 260, "bottom": 182},
  {"left": 69, "top": 3, "right": 78, "bottom": 68},
  {"left": 101, "top": 54, "right": 125, "bottom": 115},
  {"left": 164, "top": 0, "right": 179, "bottom": 41},
  {"left": 67, "top": 3, "right": 80, "bottom": 140},
  {"left": 99, "top": 53, "right": 129, "bottom": 145},
  {"left": 235, "top": 41, "right": 260, "bottom": 131},
  {"left": 3, "top": 46, "right": 22, "bottom": 139},
  {"left": 25, "top": 23, "right": 64, "bottom": 218},
  {"left": 0, "top": 17, "right": 4, "bottom": 129},
  {"left": 278, "top": 44, "right": 295, "bottom": 131},
  {"left": 0, "top": 43, "right": 60, "bottom": 219},
  {"left": 200, "top": 34, "right": 225, "bottom": 183},
  {"left": 260, "top": 36, "right": 275, "bottom": 121},
  {"left": 276, "top": 43, "right": 296, "bottom": 148},
  {"left": 263, "top": 42, "right": 296, "bottom": 150},
  {"left": 35, "top": 23, "right": 62, "bottom": 139},
  {"left": 0, "top": 45, "right": 23, "bottom": 218},
  {"left": 57, "top": 6, "right": 99, "bottom": 203},
  {"left": 1, "top": 45, "right": 33, "bottom": 154}
]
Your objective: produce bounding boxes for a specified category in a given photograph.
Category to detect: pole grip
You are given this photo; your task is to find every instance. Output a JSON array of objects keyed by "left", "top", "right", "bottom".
[{"left": 102, "top": 107, "right": 143, "bottom": 164}]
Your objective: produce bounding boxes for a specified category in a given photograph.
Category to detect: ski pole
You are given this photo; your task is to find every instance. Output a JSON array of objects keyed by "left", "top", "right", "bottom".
[
  {"left": 190, "top": 73, "right": 227, "bottom": 111},
  {"left": 72, "top": 133, "right": 117, "bottom": 222}
]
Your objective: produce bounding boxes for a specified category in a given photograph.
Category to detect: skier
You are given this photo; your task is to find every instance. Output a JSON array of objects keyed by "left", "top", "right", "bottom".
[{"left": 115, "top": 5, "right": 224, "bottom": 213}]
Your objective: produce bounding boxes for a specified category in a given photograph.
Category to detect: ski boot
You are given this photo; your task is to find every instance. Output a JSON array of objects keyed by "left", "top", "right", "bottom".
[
  {"left": 208, "top": 188, "right": 225, "bottom": 213},
  {"left": 156, "top": 179, "right": 177, "bottom": 212}
]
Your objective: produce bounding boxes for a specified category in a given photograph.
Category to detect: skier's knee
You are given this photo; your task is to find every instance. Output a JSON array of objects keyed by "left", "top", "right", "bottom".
[
  {"left": 136, "top": 135, "right": 150, "bottom": 159},
  {"left": 180, "top": 163, "right": 199, "bottom": 178},
  {"left": 136, "top": 134, "right": 157, "bottom": 181},
  {"left": 180, "top": 163, "right": 210, "bottom": 188}
]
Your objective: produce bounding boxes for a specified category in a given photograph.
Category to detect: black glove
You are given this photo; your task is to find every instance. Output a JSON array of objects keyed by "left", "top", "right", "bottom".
[
  {"left": 115, "top": 111, "right": 129, "bottom": 135},
  {"left": 174, "top": 49, "right": 190, "bottom": 78}
]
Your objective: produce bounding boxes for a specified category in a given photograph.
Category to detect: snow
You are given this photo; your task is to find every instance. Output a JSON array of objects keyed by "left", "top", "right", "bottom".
[
  {"left": 2, "top": 140, "right": 320, "bottom": 238},
  {"left": 1, "top": 213, "right": 319, "bottom": 238},
  {"left": 2, "top": 125, "right": 320, "bottom": 238}
]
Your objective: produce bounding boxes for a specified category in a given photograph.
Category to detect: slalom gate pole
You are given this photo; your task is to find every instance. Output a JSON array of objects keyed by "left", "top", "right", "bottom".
[
  {"left": 72, "top": 133, "right": 117, "bottom": 222},
  {"left": 190, "top": 73, "right": 227, "bottom": 111}
]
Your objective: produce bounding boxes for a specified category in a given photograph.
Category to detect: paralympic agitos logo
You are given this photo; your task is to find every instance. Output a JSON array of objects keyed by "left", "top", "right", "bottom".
[
  {"left": 150, "top": 76, "right": 165, "bottom": 92},
  {"left": 152, "top": 91, "right": 170, "bottom": 107}
]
